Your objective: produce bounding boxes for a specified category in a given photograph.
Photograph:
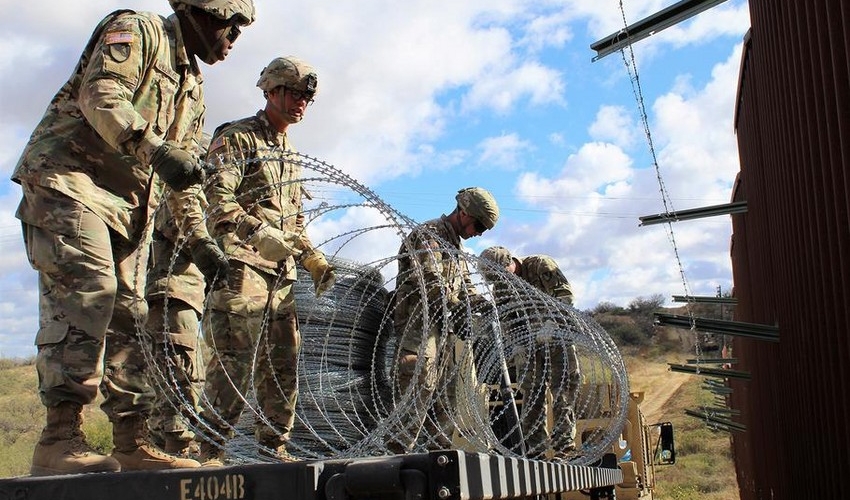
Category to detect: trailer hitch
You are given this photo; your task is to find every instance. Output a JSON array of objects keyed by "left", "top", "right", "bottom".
[{"left": 323, "top": 456, "right": 428, "bottom": 500}]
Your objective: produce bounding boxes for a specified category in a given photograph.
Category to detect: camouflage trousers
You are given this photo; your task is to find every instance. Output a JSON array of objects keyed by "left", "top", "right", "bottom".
[
  {"left": 19, "top": 183, "right": 154, "bottom": 419},
  {"left": 146, "top": 298, "right": 203, "bottom": 443},
  {"left": 513, "top": 341, "right": 580, "bottom": 457},
  {"left": 202, "top": 263, "right": 300, "bottom": 447},
  {"left": 394, "top": 328, "right": 478, "bottom": 451}
]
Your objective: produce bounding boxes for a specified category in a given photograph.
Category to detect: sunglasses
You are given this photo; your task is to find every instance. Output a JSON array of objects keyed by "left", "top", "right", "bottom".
[
  {"left": 473, "top": 218, "right": 488, "bottom": 233},
  {"left": 284, "top": 86, "right": 316, "bottom": 105},
  {"left": 225, "top": 23, "right": 241, "bottom": 43}
]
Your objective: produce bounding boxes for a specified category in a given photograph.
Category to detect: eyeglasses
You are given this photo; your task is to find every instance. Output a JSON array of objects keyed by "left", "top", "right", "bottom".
[
  {"left": 473, "top": 218, "right": 488, "bottom": 233},
  {"left": 225, "top": 23, "right": 241, "bottom": 43},
  {"left": 284, "top": 86, "right": 316, "bottom": 105}
]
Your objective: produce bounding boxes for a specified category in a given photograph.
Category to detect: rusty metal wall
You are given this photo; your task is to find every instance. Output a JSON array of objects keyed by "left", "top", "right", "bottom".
[{"left": 730, "top": 1, "right": 850, "bottom": 498}]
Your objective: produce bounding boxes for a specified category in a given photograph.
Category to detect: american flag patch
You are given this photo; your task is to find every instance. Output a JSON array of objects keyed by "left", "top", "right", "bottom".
[
  {"left": 105, "top": 31, "right": 134, "bottom": 45},
  {"left": 208, "top": 136, "right": 225, "bottom": 153}
]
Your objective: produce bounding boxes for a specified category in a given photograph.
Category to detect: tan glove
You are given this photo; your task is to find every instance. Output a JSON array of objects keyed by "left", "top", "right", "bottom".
[
  {"left": 248, "top": 226, "right": 304, "bottom": 262},
  {"left": 302, "top": 251, "right": 336, "bottom": 297}
]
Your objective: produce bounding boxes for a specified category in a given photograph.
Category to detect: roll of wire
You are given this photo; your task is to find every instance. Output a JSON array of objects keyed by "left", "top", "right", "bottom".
[{"left": 142, "top": 150, "right": 629, "bottom": 465}]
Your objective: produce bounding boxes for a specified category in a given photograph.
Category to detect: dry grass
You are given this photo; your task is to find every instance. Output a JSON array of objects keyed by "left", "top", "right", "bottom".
[
  {"left": 625, "top": 349, "right": 740, "bottom": 500},
  {"left": 0, "top": 363, "right": 112, "bottom": 478},
  {"left": 0, "top": 353, "right": 740, "bottom": 500}
]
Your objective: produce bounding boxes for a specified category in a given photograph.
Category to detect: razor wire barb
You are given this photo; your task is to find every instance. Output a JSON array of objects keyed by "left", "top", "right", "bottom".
[{"left": 139, "top": 149, "right": 629, "bottom": 465}]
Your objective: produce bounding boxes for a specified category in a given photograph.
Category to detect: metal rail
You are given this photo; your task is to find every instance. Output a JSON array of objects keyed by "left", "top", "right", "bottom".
[
  {"left": 669, "top": 363, "right": 751, "bottom": 380},
  {"left": 638, "top": 200, "right": 747, "bottom": 226},
  {"left": 0, "top": 451, "right": 624, "bottom": 500},
  {"left": 672, "top": 295, "right": 738, "bottom": 305},
  {"left": 654, "top": 313, "right": 779, "bottom": 342},
  {"left": 590, "top": 0, "right": 731, "bottom": 61}
]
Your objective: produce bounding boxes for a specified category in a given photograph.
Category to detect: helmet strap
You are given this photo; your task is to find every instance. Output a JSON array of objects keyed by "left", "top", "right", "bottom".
[{"left": 183, "top": 8, "right": 228, "bottom": 63}]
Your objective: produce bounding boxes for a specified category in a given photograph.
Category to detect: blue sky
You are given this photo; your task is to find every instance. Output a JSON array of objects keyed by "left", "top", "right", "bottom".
[{"left": 0, "top": 0, "right": 750, "bottom": 358}]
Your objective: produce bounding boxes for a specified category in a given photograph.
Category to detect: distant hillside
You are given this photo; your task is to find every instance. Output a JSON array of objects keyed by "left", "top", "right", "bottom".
[{"left": 589, "top": 294, "right": 732, "bottom": 355}]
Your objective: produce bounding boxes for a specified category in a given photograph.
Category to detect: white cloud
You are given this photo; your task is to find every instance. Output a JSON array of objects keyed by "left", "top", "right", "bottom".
[
  {"left": 518, "top": 142, "right": 633, "bottom": 201},
  {"left": 651, "top": 2, "right": 751, "bottom": 48},
  {"left": 519, "top": 10, "right": 575, "bottom": 52},
  {"left": 494, "top": 42, "right": 743, "bottom": 310},
  {"left": 477, "top": 133, "right": 533, "bottom": 170},
  {"left": 0, "top": 0, "right": 749, "bottom": 356},
  {"left": 589, "top": 105, "right": 638, "bottom": 149},
  {"left": 462, "top": 61, "right": 566, "bottom": 114}
]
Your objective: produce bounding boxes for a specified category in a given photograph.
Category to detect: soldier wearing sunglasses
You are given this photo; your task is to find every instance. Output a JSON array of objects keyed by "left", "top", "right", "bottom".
[
  {"left": 12, "top": 0, "right": 254, "bottom": 476},
  {"left": 389, "top": 187, "right": 499, "bottom": 453},
  {"left": 199, "top": 56, "right": 333, "bottom": 465}
]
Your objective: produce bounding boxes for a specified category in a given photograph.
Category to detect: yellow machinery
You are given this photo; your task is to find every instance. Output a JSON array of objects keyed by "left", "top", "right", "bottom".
[{"left": 563, "top": 390, "right": 676, "bottom": 500}]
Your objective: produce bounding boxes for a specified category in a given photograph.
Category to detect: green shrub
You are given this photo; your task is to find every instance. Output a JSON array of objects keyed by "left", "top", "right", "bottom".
[
  {"left": 608, "top": 323, "right": 649, "bottom": 346},
  {"left": 82, "top": 412, "right": 114, "bottom": 454}
]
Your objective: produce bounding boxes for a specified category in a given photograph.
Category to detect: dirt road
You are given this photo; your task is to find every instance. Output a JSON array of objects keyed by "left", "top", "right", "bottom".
[{"left": 626, "top": 358, "right": 691, "bottom": 422}]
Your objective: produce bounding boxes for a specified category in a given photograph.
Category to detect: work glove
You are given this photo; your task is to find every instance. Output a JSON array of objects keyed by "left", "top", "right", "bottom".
[
  {"left": 302, "top": 251, "right": 336, "bottom": 297},
  {"left": 476, "top": 299, "right": 499, "bottom": 322},
  {"left": 248, "top": 226, "right": 304, "bottom": 262},
  {"left": 190, "top": 237, "right": 229, "bottom": 289},
  {"left": 151, "top": 141, "right": 205, "bottom": 191}
]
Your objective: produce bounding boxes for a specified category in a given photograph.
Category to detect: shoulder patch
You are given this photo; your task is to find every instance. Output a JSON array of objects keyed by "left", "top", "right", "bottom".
[
  {"left": 422, "top": 240, "right": 440, "bottom": 251},
  {"left": 105, "top": 31, "right": 134, "bottom": 45},
  {"left": 208, "top": 136, "right": 226, "bottom": 154}
]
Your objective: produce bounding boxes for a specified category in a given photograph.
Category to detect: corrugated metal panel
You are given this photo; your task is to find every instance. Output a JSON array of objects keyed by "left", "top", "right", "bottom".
[{"left": 730, "top": 1, "right": 850, "bottom": 498}]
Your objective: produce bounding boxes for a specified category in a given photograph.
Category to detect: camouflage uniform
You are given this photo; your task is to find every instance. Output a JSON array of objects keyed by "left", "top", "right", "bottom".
[
  {"left": 201, "top": 111, "right": 309, "bottom": 452},
  {"left": 484, "top": 249, "right": 580, "bottom": 458},
  {"left": 392, "top": 216, "right": 482, "bottom": 450},
  {"left": 13, "top": 9, "right": 207, "bottom": 423},
  {"left": 146, "top": 186, "right": 209, "bottom": 450}
]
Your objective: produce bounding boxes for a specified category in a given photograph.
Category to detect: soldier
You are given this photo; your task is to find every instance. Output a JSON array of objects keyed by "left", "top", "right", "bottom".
[
  {"left": 479, "top": 246, "right": 581, "bottom": 460},
  {"left": 200, "top": 56, "right": 335, "bottom": 465},
  {"left": 12, "top": 0, "right": 254, "bottom": 476},
  {"left": 145, "top": 134, "right": 220, "bottom": 458},
  {"left": 389, "top": 187, "right": 499, "bottom": 453}
]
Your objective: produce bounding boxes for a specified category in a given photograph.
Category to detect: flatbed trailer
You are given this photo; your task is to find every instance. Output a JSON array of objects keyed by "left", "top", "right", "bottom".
[{"left": 0, "top": 451, "right": 623, "bottom": 500}]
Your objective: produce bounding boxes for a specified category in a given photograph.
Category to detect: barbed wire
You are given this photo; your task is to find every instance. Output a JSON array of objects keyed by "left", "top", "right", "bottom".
[
  {"left": 616, "top": 0, "right": 715, "bottom": 426},
  {"left": 138, "top": 149, "right": 630, "bottom": 465}
]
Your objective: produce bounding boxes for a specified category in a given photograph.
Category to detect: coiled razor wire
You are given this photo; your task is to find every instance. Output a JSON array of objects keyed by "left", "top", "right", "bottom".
[{"left": 138, "top": 149, "right": 629, "bottom": 466}]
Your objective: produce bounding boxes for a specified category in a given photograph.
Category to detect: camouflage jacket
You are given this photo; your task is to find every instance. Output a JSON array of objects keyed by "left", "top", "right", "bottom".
[
  {"left": 516, "top": 255, "right": 574, "bottom": 305},
  {"left": 393, "top": 215, "right": 480, "bottom": 332},
  {"left": 205, "top": 111, "right": 309, "bottom": 279},
  {"left": 12, "top": 10, "right": 206, "bottom": 241},
  {"left": 145, "top": 185, "right": 207, "bottom": 313}
]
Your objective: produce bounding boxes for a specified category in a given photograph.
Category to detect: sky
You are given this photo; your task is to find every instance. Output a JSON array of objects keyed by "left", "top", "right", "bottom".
[{"left": 0, "top": 0, "right": 751, "bottom": 358}]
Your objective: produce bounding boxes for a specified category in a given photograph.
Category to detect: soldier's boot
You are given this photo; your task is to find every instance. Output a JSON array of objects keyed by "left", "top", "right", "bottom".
[
  {"left": 163, "top": 433, "right": 199, "bottom": 457},
  {"left": 551, "top": 403, "right": 578, "bottom": 460},
  {"left": 258, "top": 437, "right": 297, "bottom": 463},
  {"left": 199, "top": 438, "right": 226, "bottom": 467},
  {"left": 111, "top": 416, "right": 200, "bottom": 470},
  {"left": 30, "top": 402, "right": 122, "bottom": 476}
]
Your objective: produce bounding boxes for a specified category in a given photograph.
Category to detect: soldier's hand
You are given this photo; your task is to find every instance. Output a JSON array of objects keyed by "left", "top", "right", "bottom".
[
  {"left": 302, "top": 251, "right": 336, "bottom": 297},
  {"left": 190, "top": 237, "right": 229, "bottom": 289},
  {"left": 151, "top": 141, "right": 205, "bottom": 191},
  {"left": 248, "top": 226, "right": 304, "bottom": 262},
  {"left": 478, "top": 300, "right": 499, "bottom": 322}
]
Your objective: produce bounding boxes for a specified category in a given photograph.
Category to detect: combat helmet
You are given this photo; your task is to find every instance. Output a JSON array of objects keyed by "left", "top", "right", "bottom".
[
  {"left": 480, "top": 246, "right": 513, "bottom": 268},
  {"left": 169, "top": 0, "right": 256, "bottom": 25},
  {"left": 256, "top": 56, "right": 318, "bottom": 95},
  {"left": 456, "top": 187, "right": 499, "bottom": 229}
]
